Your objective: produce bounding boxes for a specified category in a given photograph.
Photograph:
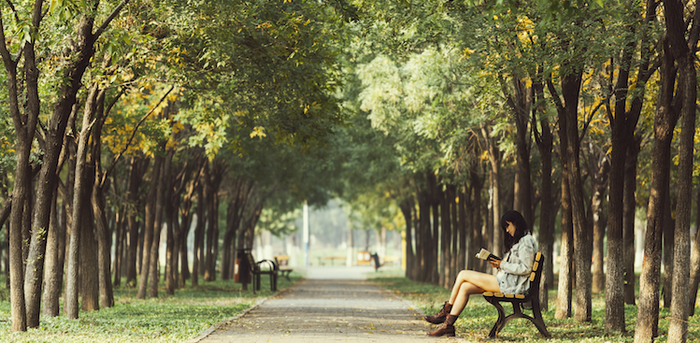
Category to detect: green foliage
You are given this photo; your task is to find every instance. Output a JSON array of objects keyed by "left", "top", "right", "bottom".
[{"left": 154, "top": 0, "right": 346, "bottom": 152}]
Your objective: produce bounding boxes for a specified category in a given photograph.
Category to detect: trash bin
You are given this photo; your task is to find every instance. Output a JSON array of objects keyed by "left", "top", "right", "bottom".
[
  {"left": 357, "top": 251, "right": 371, "bottom": 265},
  {"left": 234, "top": 249, "right": 252, "bottom": 286}
]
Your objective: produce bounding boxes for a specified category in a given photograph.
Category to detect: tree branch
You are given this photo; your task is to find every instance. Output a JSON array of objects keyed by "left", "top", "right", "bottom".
[
  {"left": 104, "top": 85, "right": 174, "bottom": 180},
  {"left": 94, "top": 0, "right": 131, "bottom": 40}
]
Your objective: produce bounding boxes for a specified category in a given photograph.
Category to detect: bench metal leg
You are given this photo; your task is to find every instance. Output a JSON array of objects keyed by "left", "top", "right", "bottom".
[
  {"left": 531, "top": 299, "right": 551, "bottom": 338},
  {"left": 485, "top": 298, "right": 551, "bottom": 339},
  {"left": 486, "top": 299, "right": 507, "bottom": 338}
]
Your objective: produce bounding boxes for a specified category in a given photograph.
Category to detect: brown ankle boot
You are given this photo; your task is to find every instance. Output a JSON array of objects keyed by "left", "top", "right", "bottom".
[
  {"left": 428, "top": 314, "right": 458, "bottom": 337},
  {"left": 424, "top": 301, "right": 452, "bottom": 324}
]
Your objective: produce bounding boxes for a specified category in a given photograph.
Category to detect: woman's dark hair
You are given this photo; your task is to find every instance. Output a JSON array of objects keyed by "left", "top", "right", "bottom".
[{"left": 501, "top": 210, "right": 529, "bottom": 252}]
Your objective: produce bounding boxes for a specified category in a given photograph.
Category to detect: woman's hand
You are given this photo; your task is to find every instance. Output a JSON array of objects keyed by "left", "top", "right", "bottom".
[{"left": 488, "top": 258, "right": 501, "bottom": 269}]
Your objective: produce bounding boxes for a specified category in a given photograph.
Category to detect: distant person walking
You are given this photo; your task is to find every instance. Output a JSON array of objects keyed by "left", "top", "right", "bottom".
[{"left": 424, "top": 210, "right": 537, "bottom": 337}]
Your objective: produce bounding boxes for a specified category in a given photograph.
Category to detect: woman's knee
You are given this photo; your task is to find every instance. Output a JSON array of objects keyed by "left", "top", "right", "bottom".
[
  {"left": 459, "top": 281, "right": 482, "bottom": 295},
  {"left": 458, "top": 270, "right": 480, "bottom": 281}
]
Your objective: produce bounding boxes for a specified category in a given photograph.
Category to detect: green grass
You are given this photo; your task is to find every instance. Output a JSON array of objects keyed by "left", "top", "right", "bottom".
[
  {"left": 369, "top": 273, "right": 700, "bottom": 343},
  {"left": 0, "top": 271, "right": 302, "bottom": 343}
]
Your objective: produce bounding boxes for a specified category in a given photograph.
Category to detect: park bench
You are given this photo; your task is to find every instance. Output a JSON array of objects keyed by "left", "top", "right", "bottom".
[
  {"left": 325, "top": 256, "right": 346, "bottom": 265},
  {"left": 241, "top": 251, "right": 278, "bottom": 294},
  {"left": 481, "top": 252, "right": 551, "bottom": 339},
  {"left": 274, "top": 255, "right": 294, "bottom": 281},
  {"left": 382, "top": 255, "right": 399, "bottom": 265}
]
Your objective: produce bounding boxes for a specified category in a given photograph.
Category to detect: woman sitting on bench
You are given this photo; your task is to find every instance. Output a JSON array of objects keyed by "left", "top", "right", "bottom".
[{"left": 425, "top": 210, "right": 537, "bottom": 337}]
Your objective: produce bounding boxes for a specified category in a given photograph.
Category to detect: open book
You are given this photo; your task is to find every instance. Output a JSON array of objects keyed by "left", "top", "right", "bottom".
[{"left": 475, "top": 248, "right": 502, "bottom": 261}]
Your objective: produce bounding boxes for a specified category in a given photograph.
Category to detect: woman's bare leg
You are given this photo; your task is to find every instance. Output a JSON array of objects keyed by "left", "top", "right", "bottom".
[{"left": 447, "top": 270, "right": 499, "bottom": 315}]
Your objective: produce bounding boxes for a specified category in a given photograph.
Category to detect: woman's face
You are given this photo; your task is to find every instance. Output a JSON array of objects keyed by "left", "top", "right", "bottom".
[{"left": 505, "top": 221, "right": 516, "bottom": 237}]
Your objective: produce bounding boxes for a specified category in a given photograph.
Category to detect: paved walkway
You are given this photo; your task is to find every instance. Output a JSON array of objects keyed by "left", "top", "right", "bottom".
[{"left": 190, "top": 266, "right": 463, "bottom": 343}]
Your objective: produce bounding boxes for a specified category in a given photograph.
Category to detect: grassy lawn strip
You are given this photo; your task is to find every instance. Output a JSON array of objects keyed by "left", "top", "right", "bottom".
[
  {"left": 369, "top": 271, "right": 700, "bottom": 343},
  {"left": 0, "top": 273, "right": 300, "bottom": 343}
]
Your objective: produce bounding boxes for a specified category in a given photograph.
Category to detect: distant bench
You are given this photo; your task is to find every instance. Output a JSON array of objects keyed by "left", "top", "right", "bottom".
[
  {"left": 274, "top": 255, "right": 293, "bottom": 281},
  {"left": 382, "top": 255, "right": 399, "bottom": 265},
  {"left": 325, "top": 256, "right": 346, "bottom": 265},
  {"left": 244, "top": 252, "right": 277, "bottom": 294}
]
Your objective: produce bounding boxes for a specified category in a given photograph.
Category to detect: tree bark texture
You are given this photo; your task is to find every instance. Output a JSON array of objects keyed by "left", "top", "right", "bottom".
[
  {"left": 481, "top": 125, "right": 502, "bottom": 260},
  {"left": 561, "top": 69, "right": 592, "bottom": 323},
  {"left": 456, "top": 187, "right": 467, "bottom": 274},
  {"left": 556, "top": 149, "right": 573, "bottom": 320},
  {"left": 1, "top": 0, "right": 43, "bottom": 330},
  {"left": 507, "top": 76, "right": 533, "bottom": 226},
  {"left": 137, "top": 155, "right": 162, "bottom": 299},
  {"left": 665, "top": 0, "right": 698, "bottom": 339},
  {"left": 634, "top": 38, "right": 680, "bottom": 342},
  {"left": 125, "top": 157, "right": 147, "bottom": 286},
  {"left": 148, "top": 147, "right": 171, "bottom": 298},
  {"left": 533, "top": 77, "right": 554, "bottom": 311},
  {"left": 439, "top": 183, "right": 450, "bottom": 289},
  {"left": 79, "top": 181, "right": 99, "bottom": 312},
  {"left": 623, "top": 137, "right": 641, "bottom": 305},
  {"left": 663, "top": 188, "right": 675, "bottom": 309},
  {"left": 689, "top": 186, "right": 700, "bottom": 316},
  {"left": 42, "top": 193, "right": 63, "bottom": 317},
  {"left": 89, "top": 88, "right": 114, "bottom": 309},
  {"left": 400, "top": 198, "right": 416, "bottom": 280},
  {"left": 467, "top": 166, "right": 484, "bottom": 273},
  {"left": 591, "top": 156, "right": 609, "bottom": 294},
  {"left": 64, "top": 84, "right": 100, "bottom": 319}
]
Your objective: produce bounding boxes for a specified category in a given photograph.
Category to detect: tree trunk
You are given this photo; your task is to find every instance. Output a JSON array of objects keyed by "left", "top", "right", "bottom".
[
  {"left": 449, "top": 185, "right": 459, "bottom": 285},
  {"left": 608, "top": 0, "right": 657, "bottom": 330},
  {"left": 41, "top": 192, "right": 63, "bottom": 317},
  {"left": 428, "top": 173, "right": 440, "bottom": 284},
  {"left": 79, "top": 180, "right": 99, "bottom": 312},
  {"left": 64, "top": 86, "right": 100, "bottom": 319},
  {"left": 439, "top": 182, "right": 450, "bottom": 288},
  {"left": 663, "top": 189, "right": 675, "bottom": 309},
  {"left": 192, "top": 184, "right": 205, "bottom": 287},
  {"left": 550, "top": 77, "right": 573, "bottom": 320},
  {"left": 481, "top": 125, "right": 502, "bottom": 261},
  {"left": 533, "top": 76, "right": 554, "bottom": 311},
  {"left": 634, "top": 37, "right": 680, "bottom": 342},
  {"left": 689, "top": 185, "right": 700, "bottom": 316},
  {"left": 400, "top": 198, "right": 415, "bottom": 280},
  {"left": 89, "top": 88, "right": 114, "bottom": 309},
  {"left": 148, "top": 148, "right": 171, "bottom": 298},
  {"left": 457, "top": 187, "right": 467, "bottom": 273},
  {"left": 624, "top": 136, "right": 641, "bottom": 305},
  {"left": 125, "top": 157, "right": 147, "bottom": 287},
  {"left": 221, "top": 199, "right": 237, "bottom": 280},
  {"left": 591, "top": 157, "right": 609, "bottom": 294},
  {"left": 560, "top": 69, "right": 592, "bottom": 323},
  {"left": 417, "top": 184, "right": 431, "bottom": 283},
  {"left": 1, "top": 0, "right": 42, "bottom": 329},
  {"left": 178, "top": 178, "right": 196, "bottom": 287},
  {"left": 165, "top": 167, "right": 177, "bottom": 295},
  {"left": 137, "top": 155, "right": 162, "bottom": 299},
  {"left": 509, "top": 76, "right": 533, "bottom": 226},
  {"left": 113, "top": 208, "right": 126, "bottom": 287},
  {"left": 666, "top": 0, "right": 698, "bottom": 338},
  {"left": 467, "top": 165, "right": 485, "bottom": 273},
  {"left": 556, "top": 156, "right": 574, "bottom": 320}
]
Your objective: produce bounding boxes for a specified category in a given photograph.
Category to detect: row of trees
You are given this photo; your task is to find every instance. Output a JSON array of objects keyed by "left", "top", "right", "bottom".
[
  {"left": 0, "top": 0, "right": 351, "bottom": 333},
  {"left": 335, "top": 1, "right": 699, "bottom": 343},
  {"left": 0, "top": 1, "right": 699, "bottom": 343}
]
